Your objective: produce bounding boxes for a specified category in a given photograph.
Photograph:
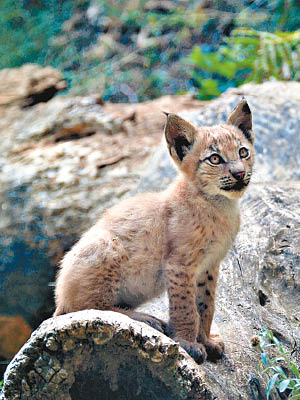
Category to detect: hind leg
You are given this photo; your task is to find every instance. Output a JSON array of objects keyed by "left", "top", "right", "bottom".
[
  {"left": 54, "top": 229, "right": 168, "bottom": 334},
  {"left": 55, "top": 273, "right": 168, "bottom": 334},
  {"left": 54, "top": 262, "right": 122, "bottom": 316},
  {"left": 54, "top": 229, "right": 127, "bottom": 315}
]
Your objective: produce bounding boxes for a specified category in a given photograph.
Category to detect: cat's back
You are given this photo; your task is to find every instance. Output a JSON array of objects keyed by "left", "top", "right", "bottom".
[
  {"left": 91, "top": 191, "right": 168, "bottom": 260},
  {"left": 99, "top": 191, "right": 167, "bottom": 233}
]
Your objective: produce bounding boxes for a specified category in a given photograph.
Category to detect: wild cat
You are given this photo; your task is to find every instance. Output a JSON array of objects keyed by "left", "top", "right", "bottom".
[{"left": 54, "top": 98, "right": 254, "bottom": 363}]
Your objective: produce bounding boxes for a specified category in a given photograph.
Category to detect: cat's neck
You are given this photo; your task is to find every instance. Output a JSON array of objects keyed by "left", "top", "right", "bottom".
[
  {"left": 169, "top": 174, "right": 239, "bottom": 215},
  {"left": 210, "top": 193, "right": 239, "bottom": 216}
]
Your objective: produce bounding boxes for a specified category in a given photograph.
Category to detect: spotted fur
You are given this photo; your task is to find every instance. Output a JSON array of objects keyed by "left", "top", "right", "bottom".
[{"left": 54, "top": 99, "right": 255, "bottom": 363}]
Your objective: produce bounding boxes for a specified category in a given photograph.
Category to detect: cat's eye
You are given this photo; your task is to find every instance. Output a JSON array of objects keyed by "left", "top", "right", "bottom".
[
  {"left": 239, "top": 147, "right": 250, "bottom": 159},
  {"left": 208, "top": 154, "right": 224, "bottom": 165}
]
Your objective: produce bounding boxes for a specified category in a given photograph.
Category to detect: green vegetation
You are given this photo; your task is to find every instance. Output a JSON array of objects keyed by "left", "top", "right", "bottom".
[
  {"left": 189, "top": 28, "right": 300, "bottom": 99},
  {"left": 0, "top": 0, "right": 83, "bottom": 67},
  {"left": 64, "top": 0, "right": 208, "bottom": 100},
  {"left": 0, "top": 0, "right": 300, "bottom": 101},
  {"left": 254, "top": 328, "right": 300, "bottom": 399},
  {"left": 0, "top": 0, "right": 89, "bottom": 82}
]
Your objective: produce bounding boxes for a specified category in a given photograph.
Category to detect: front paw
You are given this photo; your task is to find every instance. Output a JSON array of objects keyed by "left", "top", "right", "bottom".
[
  {"left": 205, "top": 333, "right": 224, "bottom": 362},
  {"left": 176, "top": 338, "right": 207, "bottom": 364}
]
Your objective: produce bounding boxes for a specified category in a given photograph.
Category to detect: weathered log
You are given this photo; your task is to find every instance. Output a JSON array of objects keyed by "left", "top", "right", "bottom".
[{"left": 2, "top": 311, "right": 211, "bottom": 400}]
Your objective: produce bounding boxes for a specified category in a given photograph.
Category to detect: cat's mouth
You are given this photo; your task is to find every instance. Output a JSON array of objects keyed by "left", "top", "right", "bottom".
[{"left": 220, "top": 181, "right": 249, "bottom": 192}]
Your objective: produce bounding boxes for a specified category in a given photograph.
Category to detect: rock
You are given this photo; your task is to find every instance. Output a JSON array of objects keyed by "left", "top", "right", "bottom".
[
  {"left": 0, "top": 64, "right": 66, "bottom": 108},
  {"left": 0, "top": 95, "right": 143, "bottom": 330},
  {"left": 2, "top": 311, "right": 211, "bottom": 400}
]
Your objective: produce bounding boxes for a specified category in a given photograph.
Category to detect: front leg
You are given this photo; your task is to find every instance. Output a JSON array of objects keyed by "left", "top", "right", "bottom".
[
  {"left": 166, "top": 265, "right": 206, "bottom": 364},
  {"left": 196, "top": 265, "right": 224, "bottom": 361}
]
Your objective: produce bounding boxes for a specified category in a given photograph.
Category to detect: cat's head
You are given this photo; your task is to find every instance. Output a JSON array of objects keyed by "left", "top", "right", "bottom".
[{"left": 164, "top": 99, "right": 255, "bottom": 199}]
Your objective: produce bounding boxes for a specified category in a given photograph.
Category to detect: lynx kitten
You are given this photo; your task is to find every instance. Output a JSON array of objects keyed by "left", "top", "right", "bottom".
[{"left": 54, "top": 99, "right": 254, "bottom": 363}]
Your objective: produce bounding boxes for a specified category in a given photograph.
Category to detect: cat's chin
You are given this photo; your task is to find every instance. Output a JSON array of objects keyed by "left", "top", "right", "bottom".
[{"left": 220, "top": 188, "right": 246, "bottom": 199}]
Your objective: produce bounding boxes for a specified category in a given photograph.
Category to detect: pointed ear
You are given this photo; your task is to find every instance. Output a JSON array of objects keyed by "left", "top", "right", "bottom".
[
  {"left": 164, "top": 113, "right": 197, "bottom": 162},
  {"left": 227, "top": 98, "right": 254, "bottom": 144}
]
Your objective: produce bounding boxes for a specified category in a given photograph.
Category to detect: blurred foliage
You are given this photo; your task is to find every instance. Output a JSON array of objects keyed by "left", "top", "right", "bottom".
[
  {"left": 0, "top": 0, "right": 300, "bottom": 101},
  {"left": 67, "top": 0, "right": 209, "bottom": 101},
  {"left": 0, "top": 0, "right": 90, "bottom": 69},
  {"left": 188, "top": 0, "right": 300, "bottom": 99},
  {"left": 190, "top": 28, "right": 300, "bottom": 99}
]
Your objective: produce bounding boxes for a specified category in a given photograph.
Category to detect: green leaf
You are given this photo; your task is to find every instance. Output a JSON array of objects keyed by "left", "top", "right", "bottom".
[
  {"left": 235, "top": 54, "right": 256, "bottom": 69},
  {"left": 216, "top": 61, "right": 237, "bottom": 79},
  {"left": 190, "top": 24, "right": 300, "bottom": 101},
  {"left": 290, "top": 392, "right": 300, "bottom": 400},
  {"left": 271, "top": 334, "right": 280, "bottom": 346},
  {"left": 200, "top": 79, "right": 220, "bottom": 96},
  {"left": 260, "top": 43, "right": 270, "bottom": 73},
  {"left": 276, "top": 30, "right": 300, "bottom": 41},
  {"left": 279, "top": 379, "right": 291, "bottom": 393},
  {"left": 267, "top": 374, "right": 279, "bottom": 399},
  {"left": 290, "top": 363, "right": 300, "bottom": 378},
  {"left": 282, "top": 42, "right": 294, "bottom": 67},
  {"left": 273, "top": 366, "right": 287, "bottom": 378},
  {"left": 232, "top": 28, "right": 259, "bottom": 37},
  {"left": 266, "top": 44, "right": 280, "bottom": 78},
  {"left": 261, "top": 352, "right": 269, "bottom": 366},
  {"left": 190, "top": 46, "right": 206, "bottom": 68},
  {"left": 232, "top": 36, "right": 260, "bottom": 46}
]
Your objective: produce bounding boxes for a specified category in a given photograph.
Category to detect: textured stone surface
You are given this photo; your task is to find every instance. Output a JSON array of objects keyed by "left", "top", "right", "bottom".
[
  {"left": 0, "top": 64, "right": 66, "bottom": 107},
  {"left": 0, "top": 95, "right": 159, "bottom": 328}
]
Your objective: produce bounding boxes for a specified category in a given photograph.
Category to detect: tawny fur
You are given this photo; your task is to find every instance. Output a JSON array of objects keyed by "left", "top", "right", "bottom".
[{"left": 54, "top": 99, "right": 255, "bottom": 363}]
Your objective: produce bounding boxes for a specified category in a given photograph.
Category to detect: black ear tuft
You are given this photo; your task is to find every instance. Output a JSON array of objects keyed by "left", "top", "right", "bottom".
[
  {"left": 242, "top": 102, "right": 251, "bottom": 114},
  {"left": 227, "top": 98, "right": 254, "bottom": 144}
]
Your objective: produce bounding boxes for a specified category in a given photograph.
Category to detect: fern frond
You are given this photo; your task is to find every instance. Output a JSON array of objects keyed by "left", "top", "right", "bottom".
[{"left": 231, "top": 27, "right": 300, "bottom": 82}]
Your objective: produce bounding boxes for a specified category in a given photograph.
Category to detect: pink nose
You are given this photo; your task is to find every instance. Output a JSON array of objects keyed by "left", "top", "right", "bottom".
[{"left": 231, "top": 170, "right": 245, "bottom": 181}]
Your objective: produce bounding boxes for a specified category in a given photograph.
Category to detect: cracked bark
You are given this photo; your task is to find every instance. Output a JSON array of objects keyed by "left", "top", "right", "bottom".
[{"left": 2, "top": 311, "right": 210, "bottom": 400}]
